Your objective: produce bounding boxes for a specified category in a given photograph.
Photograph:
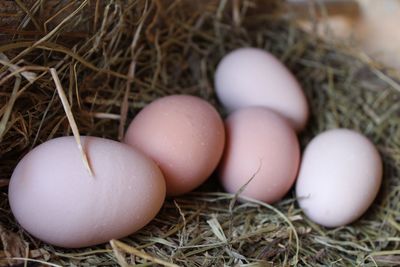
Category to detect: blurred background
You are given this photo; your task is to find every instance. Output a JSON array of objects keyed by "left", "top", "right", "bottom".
[{"left": 287, "top": 0, "right": 400, "bottom": 70}]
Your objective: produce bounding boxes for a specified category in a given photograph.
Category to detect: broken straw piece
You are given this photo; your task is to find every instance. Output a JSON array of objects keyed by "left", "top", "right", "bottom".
[
  {"left": 50, "top": 68, "right": 93, "bottom": 177},
  {"left": 0, "top": 53, "right": 37, "bottom": 83}
]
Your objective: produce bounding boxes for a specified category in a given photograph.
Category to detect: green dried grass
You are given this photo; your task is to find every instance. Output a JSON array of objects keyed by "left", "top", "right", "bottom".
[{"left": 1, "top": 0, "right": 400, "bottom": 266}]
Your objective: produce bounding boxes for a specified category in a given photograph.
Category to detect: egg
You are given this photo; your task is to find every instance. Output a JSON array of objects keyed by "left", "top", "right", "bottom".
[
  {"left": 214, "top": 47, "right": 309, "bottom": 131},
  {"left": 296, "top": 129, "right": 382, "bottom": 227},
  {"left": 8, "top": 136, "right": 166, "bottom": 248},
  {"left": 219, "top": 107, "right": 300, "bottom": 204},
  {"left": 124, "top": 95, "right": 225, "bottom": 196}
]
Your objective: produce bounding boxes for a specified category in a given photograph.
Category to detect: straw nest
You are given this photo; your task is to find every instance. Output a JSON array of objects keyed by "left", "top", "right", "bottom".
[{"left": 1, "top": 0, "right": 400, "bottom": 266}]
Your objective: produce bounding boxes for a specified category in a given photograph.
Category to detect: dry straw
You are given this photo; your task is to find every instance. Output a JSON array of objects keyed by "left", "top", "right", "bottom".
[{"left": 1, "top": 0, "right": 400, "bottom": 266}]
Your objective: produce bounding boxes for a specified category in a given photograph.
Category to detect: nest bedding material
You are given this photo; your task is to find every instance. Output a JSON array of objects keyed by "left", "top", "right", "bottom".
[{"left": 1, "top": 0, "right": 400, "bottom": 266}]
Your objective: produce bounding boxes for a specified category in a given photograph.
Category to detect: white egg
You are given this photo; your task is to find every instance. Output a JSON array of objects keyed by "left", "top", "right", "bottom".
[
  {"left": 214, "top": 47, "right": 308, "bottom": 131},
  {"left": 296, "top": 129, "right": 382, "bottom": 227},
  {"left": 9, "top": 136, "right": 166, "bottom": 248}
]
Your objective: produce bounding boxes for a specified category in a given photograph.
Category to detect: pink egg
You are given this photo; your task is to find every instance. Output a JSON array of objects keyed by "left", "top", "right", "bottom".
[
  {"left": 9, "top": 136, "right": 166, "bottom": 248},
  {"left": 124, "top": 95, "right": 225, "bottom": 196},
  {"left": 219, "top": 107, "right": 300, "bottom": 203}
]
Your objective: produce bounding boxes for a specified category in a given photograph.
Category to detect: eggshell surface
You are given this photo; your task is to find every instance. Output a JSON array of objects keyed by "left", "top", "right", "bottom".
[
  {"left": 9, "top": 136, "right": 166, "bottom": 248},
  {"left": 214, "top": 47, "right": 308, "bottom": 131},
  {"left": 296, "top": 129, "right": 382, "bottom": 227},
  {"left": 124, "top": 95, "right": 225, "bottom": 196},
  {"left": 219, "top": 107, "right": 300, "bottom": 204}
]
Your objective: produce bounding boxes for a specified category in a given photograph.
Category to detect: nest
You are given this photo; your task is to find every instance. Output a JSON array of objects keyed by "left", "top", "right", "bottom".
[{"left": 1, "top": 0, "right": 400, "bottom": 266}]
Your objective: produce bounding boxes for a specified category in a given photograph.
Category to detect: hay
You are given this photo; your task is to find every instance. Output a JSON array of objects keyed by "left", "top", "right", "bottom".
[{"left": 1, "top": 0, "right": 400, "bottom": 266}]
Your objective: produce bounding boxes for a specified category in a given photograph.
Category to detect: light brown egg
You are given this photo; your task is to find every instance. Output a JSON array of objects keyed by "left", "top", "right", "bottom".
[
  {"left": 124, "top": 95, "right": 225, "bottom": 196},
  {"left": 8, "top": 136, "right": 166, "bottom": 248},
  {"left": 219, "top": 107, "right": 300, "bottom": 204}
]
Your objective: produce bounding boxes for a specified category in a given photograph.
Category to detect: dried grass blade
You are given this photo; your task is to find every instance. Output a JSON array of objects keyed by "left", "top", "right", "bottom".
[
  {"left": 118, "top": 61, "right": 135, "bottom": 141},
  {"left": 110, "top": 239, "right": 179, "bottom": 267},
  {"left": 10, "top": 258, "right": 62, "bottom": 267},
  {"left": 14, "top": 0, "right": 41, "bottom": 31},
  {"left": 0, "top": 66, "right": 48, "bottom": 87},
  {"left": 117, "top": 6, "right": 147, "bottom": 140},
  {"left": 207, "top": 216, "right": 227, "bottom": 243},
  {"left": 0, "top": 76, "right": 21, "bottom": 142},
  {"left": 50, "top": 68, "right": 93, "bottom": 177},
  {"left": 0, "top": 42, "right": 127, "bottom": 80},
  {"left": 0, "top": 53, "right": 36, "bottom": 83}
]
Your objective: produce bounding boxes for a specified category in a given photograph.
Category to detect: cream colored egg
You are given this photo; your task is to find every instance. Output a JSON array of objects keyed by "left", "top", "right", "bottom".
[
  {"left": 219, "top": 107, "right": 300, "bottom": 204},
  {"left": 214, "top": 47, "right": 309, "bottom": 131},
  {"left": 296, "top": 129, "right": 382, "bottom": 227},
  {"left": 9, "top": 136, "right": 166, "bottom": 248}
]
